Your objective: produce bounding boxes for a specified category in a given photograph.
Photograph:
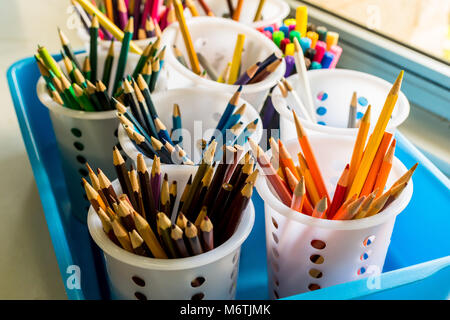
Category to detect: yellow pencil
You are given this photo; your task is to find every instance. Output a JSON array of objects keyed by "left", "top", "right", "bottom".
[
  {"left": 228, "top": 34, "right": 246, "bottom": 84},
  {"left": 346, "top": 71, "right": 404, "bottom": 199},
  {"left": 173, "top": 0, "right": 201, "bottom": 75}
]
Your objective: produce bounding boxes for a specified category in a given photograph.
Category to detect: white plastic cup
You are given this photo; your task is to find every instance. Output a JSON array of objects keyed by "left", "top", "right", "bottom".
[
  {"left": 88, "top": 175, "right": 255, "bottom": 300},
  {"left": 255, "top": 135, "right": 413, "bottom": 299},
  {"left": 118, "top": 87, "right": 263, "bottom": 168},
  {"left": 36, "top": 52, "right": 166, "bottom": 222},
  {"left": 161, "top": 17, "right": 286, "bottom": 111},
  {"left": 187, "top": 0, "right": 290, "bottom": 29},
  {"left": 271, "top": 69, "right": 410, "bottom": 141}
]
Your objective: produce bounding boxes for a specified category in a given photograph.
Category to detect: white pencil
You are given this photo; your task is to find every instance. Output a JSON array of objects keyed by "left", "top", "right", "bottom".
[{"left": 293, "top": 37, "right": 316, "bottom": 122}]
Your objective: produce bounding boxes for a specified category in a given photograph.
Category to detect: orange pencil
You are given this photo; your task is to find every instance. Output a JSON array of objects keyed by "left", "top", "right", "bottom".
[
  {"left": 387, "top": 163, "right": 418, "bottom": 193},
  {"left": 373, "top": 139, "right": 396, "bottom": 196},
  {"left": 297, "top": 152, "right": 320, "bottom": 206},
  {"left": 291, "top": 176, "right": 306, "bottom": 212},
  {"left": 232, "top": 0, "right": 244, "bottom": 21},
  {"left": 331, "top": 194, "right": 357, "bottom": 220},
  {"left": 279, "top": 140, "right": 300, "bottom": 183},
  {"left": 360, "top": 132, "right": 393, "bottom": 196},
  {"left": 332, "top": 196, "right": 365, "bottom": 220},
  {"left": 293, "top": 111, "right": 330, "bottom": 204}
]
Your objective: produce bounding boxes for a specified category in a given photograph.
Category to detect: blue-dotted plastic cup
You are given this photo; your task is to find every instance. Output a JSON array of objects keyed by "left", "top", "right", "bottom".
[{"left": 271, "top": 69, "right": 410, "bottom": 141}]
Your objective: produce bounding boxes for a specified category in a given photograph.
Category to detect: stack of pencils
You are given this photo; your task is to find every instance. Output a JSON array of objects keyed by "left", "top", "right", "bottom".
[
  {"left": 258, "top": 6, "right": 342, "bottom": 77},
  {"left": 117, "top": 84, "right": 259, "bottom": 164},
  {"left": 36, "top": 22, "right": 165, "bottom": 111},
  {"left": 84, "top": 145, "right": 258, "bottom": 258},
  {"left": 170, "top": 0, "right": 283, "bottom": 83},
  {"left": 72, "top": 0, "right": 172, "bottom": 41},
  {"left": 252, "top": 70, "right": 418, "bottom": 220}
]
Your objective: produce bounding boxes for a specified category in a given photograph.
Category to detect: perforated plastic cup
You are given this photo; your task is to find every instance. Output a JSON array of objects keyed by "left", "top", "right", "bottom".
[
  {"left": 255, "top": 135, "right": 413, "bottom": 299},
  {"left": 88, "top": 176, "right": 255, "bottom": 300},
  {"left": 187, "top": 0, "right": 290, "bottom": 29},
  {"left": 118, "top": 87, "right": 263, "bottom": 168},
  {"left": 271, "top": 69, "right": 410, "bottom": 140},
  {"left": 36, "top": 51, "right": 166, "bottom": 222},
  {"left": 161, "top": 17, "right": 286, "bottom": 110}
]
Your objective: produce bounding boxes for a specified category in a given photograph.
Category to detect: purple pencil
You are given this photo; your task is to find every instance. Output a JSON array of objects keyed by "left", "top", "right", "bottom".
[
  {"left": 284, "top": 55, "right": 296, "bottom": 77},
  {"left": 133, "top": 0, "right": 142, "bottom": 39},
  {"left": 234, "top": 63, "right": 260, "bottom": 86},
  {"left": 262, "top": 92, "right": 276, "bottom": 128},
  {"left": 151, "top": 156, "right": 161, "bottom": 209},
  {"left": 117, "top": 0, "right": 129, "bottom": 31}
]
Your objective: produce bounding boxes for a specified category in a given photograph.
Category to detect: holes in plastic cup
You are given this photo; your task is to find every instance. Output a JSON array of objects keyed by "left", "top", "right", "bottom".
[
  {"left": 76, "top": 155, "right": 87, "bottom": 164},
  {"left": 132, "top": 276, "right": 145, "bottom": 287},
  {"left": 308, "top": 284, "right": 321, "bottom": 291},
  {"left": 74, "top": 142, "right": 84, "bottom": 151},
  {"left": 310, "top": 254, "right": 324, "bottom": 264},
  {"left": 191, "top": 276, "right": 205, "bottom": 287},
  {"left": 134, "top": 292, "right": 147, "bottom": 300},
  {"left": 191, "top": 293, "right": 205, "bottom": 300},
  {"left": 309, "top": 268, "right": 323, "bottom": 279},
  {"left": 357, "top": 267, "right": 367, "bottom": 275},
  {"left": 71, "top": 128, "right": 82, "bottom": 137},
  {"left": 363, "top": 236, "right": 376, "bottom": 247},
  {"left": 272, "top": 232, "right": 279, "bottom": 244},
  {"left": 311, "top": 240, "right": 326, "bottom": 250},
  {"left": 360, "top": 251, "right": 371, "bottom": 261},
  {"left": 272, "top": 217, "right": 279, "bottom": 229},
  {"left": 79, "top": 168, "right": 88, "bottom": 177},
  {"left": 271, "top": 260, "right": 280, "bottom": 273},
  {"left": 272, "top": 247, "right": 280, "bottom": 259},
  {"left": 273, "top": 290, "right": 280, "bottom": 299}
]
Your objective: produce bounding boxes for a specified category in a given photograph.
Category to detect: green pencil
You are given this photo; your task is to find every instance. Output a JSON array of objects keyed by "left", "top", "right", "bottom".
[
  {"left": 102, "top": 40, "right": 115, "bottom": 88},
  {"left": 89, "top": 15, "right": 99, "bottom": 81},
  {"left": 113, "top": 17, "right": 134, "bottom": 93}
]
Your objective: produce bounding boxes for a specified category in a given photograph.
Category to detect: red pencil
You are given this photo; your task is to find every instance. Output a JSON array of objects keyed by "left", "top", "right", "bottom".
[
  {"left": 248, "top": 138, "right": 292, "bottom": 206},
  {"left": 327, "top": 164, "right": 349, "bottom": 219}
]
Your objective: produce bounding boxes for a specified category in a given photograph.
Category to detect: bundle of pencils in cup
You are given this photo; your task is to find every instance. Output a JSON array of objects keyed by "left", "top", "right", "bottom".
[
  {"left": 83, "top": 143, "right": 258, "bottom": 258},
  {"left": 116, "top": 84, "right": 259, "bottom": 164},
  {"left": 72, "top": 0, "right": 171, "bottom": 41},
  {"left": 170, "top": 0, "right": 283, "bottom": 83},
  {"left": 258, "top": 5, "right": 342, "bottom": 76},
  {"left": 251, "top": 70, "right": 418, "bottom": 220},
  {"left": 36, "top": 19, "right": 165, "bottom": 111}
]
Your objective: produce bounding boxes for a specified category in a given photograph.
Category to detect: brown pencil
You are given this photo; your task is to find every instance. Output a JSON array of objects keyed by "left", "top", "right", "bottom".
[
  {"left": 130, "top": 229, "right": 150, "bottom": 257},
  {"left": 136, "top": 153, "right": 158, "bottom": 232},
  {"left": 113, "top": 146, "right": 136, "bottom": 208},
  {"left": 185, "top": 221, "right": 203, "bottom": 256},
  {"left": 111, "top": 217, "right": 134, "bottom": 253},
  {"left": 170, "top": 224, "right": 190, "bottom": 258},
  {"left": 200, "top": 216, "right": 214, "bottom": 252}
]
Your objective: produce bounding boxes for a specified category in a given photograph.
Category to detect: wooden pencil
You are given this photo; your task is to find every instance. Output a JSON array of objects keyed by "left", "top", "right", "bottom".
[
  {"left": 185, "top": 221, "right": 203, "bottom": 256},
  {"left": 111, "top": 217, "right": 134, "bottom": 252},
  {"left": 327, "top": 164, "right": 349, "bottom": 219},
  {"left": 293, "top": 111, "right": 330, "bottom": 204},
  {"left": 360, "top": 132, "right": 393, "bottom": 197},
  {"left": 173, "top": 0, "right": 201, "bottom": 74},
  {"left": 346, "top": 71, "right": 404, "bottom": 199},
  {"left": 200, "top": 216, "right": 214, "bottom": 252},
  {"left": 290, "top": 176, "right": 306, "bottom": 212},
  {"left": 248, "top": 138, "right": 292, "bottom": 206},
  {"left": 228, "top": 34, "right": 245, "bottom": 84},
  {"left": 170, "top": 224, "right": 189, "bottom": 257},
  {"left": 373, "top": 139, "right": 396, "bottom": 197},
  {"left": 232, "top": 0, "right": 244, "bottom": 21},
  {"left": 347, "top": 105, "right": 371, "bottom": 191},
  {"left": 132, "top": 211, "right": 167, "bottom": 258},
  {"left": 130, "top": 229, "right": 150, "bottom": 257},
  {"left": 253, "top": 0, "right": 267, "bottom": 21},
  {"left": 347, "top": 91, "right": 357, "bottom": 128},
  {"left": 312, "top": 197, "right": 328, "bottom": 219},
  {"left": 157, "top": 212, "right": 179, "bottom": 258}
]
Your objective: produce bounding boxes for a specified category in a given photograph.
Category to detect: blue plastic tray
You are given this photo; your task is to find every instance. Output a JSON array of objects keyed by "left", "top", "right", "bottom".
[{"left": 7, "top": 56, "right": 450, "bottom": 300}]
